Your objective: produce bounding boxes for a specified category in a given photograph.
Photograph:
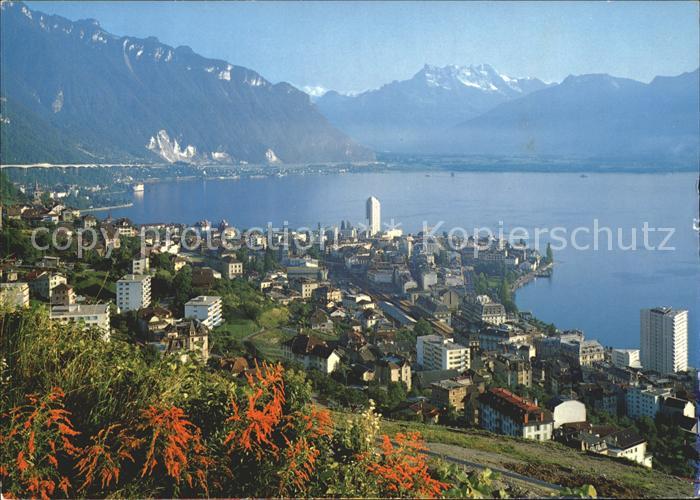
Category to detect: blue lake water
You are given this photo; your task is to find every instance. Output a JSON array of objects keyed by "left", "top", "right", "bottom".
[{"left": 112, "top": 171, "right": 699, "bottom": 365}]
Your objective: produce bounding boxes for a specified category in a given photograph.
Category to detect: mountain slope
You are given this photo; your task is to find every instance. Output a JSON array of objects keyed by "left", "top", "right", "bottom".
[
  {"left": 315, "top": 64, "right": 550, "bottom": 152},
  {"left": 0, "top": 1, "right": 374, "bottom": 164},
  {"left": 452, "top": 70, "right": 700, "bottom": 161}
]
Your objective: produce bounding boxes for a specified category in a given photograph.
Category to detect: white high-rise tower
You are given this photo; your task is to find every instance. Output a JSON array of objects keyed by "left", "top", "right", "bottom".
[
  {"left": 640, "top": 307, "right": 688, "bottom": 374},
  {"left": 366, "top": 196, "right": 381, "bottom": 236}
]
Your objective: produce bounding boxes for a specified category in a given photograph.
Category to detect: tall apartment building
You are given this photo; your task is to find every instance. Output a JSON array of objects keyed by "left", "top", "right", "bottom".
[
  {"left": 640, "top": 307, "right": 688, "bottom": 374},
  {"left": 366, "top": 196, "right": 381, "bottom": 236},
  {"left": 116, "top": 274, "right": 152, "bottom": 312},
  {"left": 184, "top": 296, "right": 223, "bottom": 328},
  {"left": 478, "top": 387, "right": 554, "bottom": 441},
  {"left": 416, "top": 334, "right": 470, "bottom": 371}
]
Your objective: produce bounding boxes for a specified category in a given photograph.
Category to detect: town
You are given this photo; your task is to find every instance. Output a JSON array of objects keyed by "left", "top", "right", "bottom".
[{"left": 0, "top": 190, "right": 696, "bottom": 480}]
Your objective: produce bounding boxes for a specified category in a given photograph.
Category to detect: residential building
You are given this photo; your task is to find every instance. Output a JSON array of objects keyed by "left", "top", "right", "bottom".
[
  {"left": 116, "top": 274, "right": 152, "bottom": 312},
  {"left": 375, "top": 356, "right": 412, "bottom": 391},
  {"left": 164, "top": 319, "right": 209, "bottom": 361},
  {"left": 416, "top": 296, "right": 451, "bottom": 324},
  {"left": 417, "top": 335, "right": 470, "bottom": 371},
  {"left": 478, "top": 387, "right": 554, "bottom": 441},
  {"left": 625, "top": 386, "right": 673, "bottom": 420},
  {"left": 461, "top": 295, "right": 506, "bottom": 325},
  {"left": 431, "top": 378, "right": 470, "bottom": 411},
  {"left": 604, "top": 429, "right": 653, "bottom": 468},
  {"left": 184, "top": 296, "right": 223, "bottom": 328},
  {"left": 282, "top": 334, "right": 341, "bottom": 374},
  {"left": 611, "top": 349, "right": 641, "bottom": 369},
  {"left": 0, "top": 282, "right": 30, "bottom": 310},
  {"left": 221, "top": 256, "right": 243, "bottom": 279},
  {"left": 561, "top": 338, "right": 605, "bottom": 367},
  {"left": 138, "top": 306, "right": 175, "bottom": 337},
  {"left": 50, "top": 283, "right": 75, "bottom": 306},
  {"left": 293, "top": 279, "right": 319, "bottom": 299},
  {"left": 309, "top": 309, "right": 334, "bottom": 332},
  {"left": 493, "top": 354, "right": 532, "bottom": 388},
  {"left": 546, "top": 397, "right": 587, "bottom": 429},
  {"left": 50, "top": 303, "right": 111, "bottom": 339},
  {"left": 366, "top": 196, "right": 381, "bottom": 236},
  {"left": 661, "top": 397, "right": 695, "bottom": 419},
  {"left": 132, "top": 256, "right": 150, "bottom": 275},
  {"left": 556, "top": 424, "right": 652, "bottom": 468},
  {"left": 28, "top": 272, "right": 67, "bottom": 301},
  {"left": 640, "top": 307, "right": 688, "bottom": 374},
  {"left": 312, "top": 285, "right": 342, "bottom": 304}
]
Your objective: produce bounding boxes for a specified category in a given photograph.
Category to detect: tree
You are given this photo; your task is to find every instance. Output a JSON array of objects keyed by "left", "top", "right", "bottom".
[
  {"left": 498, "top": 277, "right": 518, "bottom": 313},
  {"left": 172, "top": 266, "right": 193, "bottom": 313},
  {"left": 545, "top": 242, "right": 553, "bottom": 264},
  {"left": 414, "top": 318, "right": 433, "bottom": 337}
]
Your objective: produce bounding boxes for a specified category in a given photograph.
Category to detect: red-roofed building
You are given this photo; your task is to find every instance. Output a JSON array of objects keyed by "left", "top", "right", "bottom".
[{"left": 478, "top": 387, "right": 554, "bottom": 441}]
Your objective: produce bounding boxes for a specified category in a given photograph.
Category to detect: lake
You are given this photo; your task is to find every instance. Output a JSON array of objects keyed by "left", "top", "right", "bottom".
[{"left": 112, "top": 170, "right": 699, "bottom": 365}]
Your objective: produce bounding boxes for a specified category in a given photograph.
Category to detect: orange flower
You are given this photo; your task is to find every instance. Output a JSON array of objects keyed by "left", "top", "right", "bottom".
[
  {"left": 75, "top": 423, "right": 142, "bottom": 492},
  {"left": 137, "top": 405, "right": 211, "bottom": 494},
  {"left": 367, "top": 432, "right": 448, "bottom": 498},
  {"left": 0, "top": 388, "right": 80, "bottom": 499}
]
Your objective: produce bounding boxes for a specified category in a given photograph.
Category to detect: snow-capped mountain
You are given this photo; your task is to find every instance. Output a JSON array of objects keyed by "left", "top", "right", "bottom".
[
  {"left": 417, "top": 63, "right": 545, "bottom": 95},
  {"left": 0, "top": 1, "right": 373, "bottom": 164},
  {"left": 451, "top": 69, "right": 700, "bottom": 160},
  {"left": 315, "top": 64, "right": 550, "bottom": 152}
]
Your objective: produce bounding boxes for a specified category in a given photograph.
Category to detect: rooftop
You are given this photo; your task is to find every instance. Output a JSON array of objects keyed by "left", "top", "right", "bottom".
[
  {"left": 186, "top": 295, "right": 222, "bottom": 306},
  {"left": 119, "top": 274, "right": 151, "bottom": 282}
]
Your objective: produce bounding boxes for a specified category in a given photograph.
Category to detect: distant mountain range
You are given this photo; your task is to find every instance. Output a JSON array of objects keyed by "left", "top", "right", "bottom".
[
  {"left": 453, "top": 70, "right": 700, "bottom": 160},
  {"left": 315, "top": 64, "right": 551, "bottom": 152},
  {"left": 0, "top": 1, "right": 373, "bottom": 165},
  {"left": 316, "top": 65, "right": 699, "bottom": 162},
  {"left": 1, "top": 1, "right": 697, "bottom": 166}
]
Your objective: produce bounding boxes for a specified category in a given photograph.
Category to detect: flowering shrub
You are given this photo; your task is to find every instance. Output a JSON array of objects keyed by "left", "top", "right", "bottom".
[
  {"left": 138, "top": 405, "right": 212, "bottom": 495},
  {"left": 367, "top": 431, "right": 449, "bottom": 498},
  {"left": 74, "top": 423, "right": 142, "bottom": 493},
  {"left": 2, "top": 310, "right": 494, "bottom": 498},
  {"left": 223, "top": 361, "right": 334, "bottom": 496},
  {"left": 0, "top": 387, "right": 79, "bottom": 499}
]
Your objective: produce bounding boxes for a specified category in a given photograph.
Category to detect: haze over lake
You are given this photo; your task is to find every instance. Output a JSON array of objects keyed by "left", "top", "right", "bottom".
[{"left": 113, "top": 170, "right": 699, "bottom": 364}]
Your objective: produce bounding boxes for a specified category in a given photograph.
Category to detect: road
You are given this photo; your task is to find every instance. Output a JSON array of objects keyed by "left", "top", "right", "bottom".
[{"left": 422, "top": 441, "right": 564, "bottom": 493}]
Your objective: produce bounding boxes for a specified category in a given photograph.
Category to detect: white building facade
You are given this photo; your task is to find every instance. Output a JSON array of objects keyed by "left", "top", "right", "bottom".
[
  {"left": 50, "top": 303, "right": 111, "bottom": 339},
  {"left": 417, "top": 335, "right": 470, "bottom": 371},
  {"left": 366, "top": 196, "right": 381, "bottom": 236},
  {"left": 184, "top": 296, "right": 223, "bottom": 328},
  {"left": 116, "top": 274, "right": 152, "bottom": 312},
  {"left": 640, "top": 307, "right": 688, "bottom": 374},
  {"left": 611, "top": 349, "right": 641, "bottom": 369},
  {"left": 625, "top": 386, "right": 672, "bottom": 420}
]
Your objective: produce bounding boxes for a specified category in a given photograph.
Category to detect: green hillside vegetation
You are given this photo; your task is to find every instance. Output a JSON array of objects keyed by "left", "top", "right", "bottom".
[
  {"left": 1, "top": 305, "right": 600, "bottom": 499},
  {"left": 377, "top": 418, "right": 692, "bottom": 498}
]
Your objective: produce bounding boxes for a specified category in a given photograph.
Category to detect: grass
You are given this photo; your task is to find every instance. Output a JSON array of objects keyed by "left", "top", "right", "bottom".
[
  {"left": 376, "top": 418, "right": 692, "bottom": 498},
  {"left": 249, "top": 328, "right": 296, "bottom": 360},
  {"left": 72, "top": 269, "right": 115, "bottom": 300},
  {"left": 214, "top": 318, "right": 258, "bottom": 340}
]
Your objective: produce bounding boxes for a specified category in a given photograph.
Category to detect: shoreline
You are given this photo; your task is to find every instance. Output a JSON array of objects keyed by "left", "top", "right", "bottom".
[{"left": 80, "top": 202, "right": 134, "bottom": 213}]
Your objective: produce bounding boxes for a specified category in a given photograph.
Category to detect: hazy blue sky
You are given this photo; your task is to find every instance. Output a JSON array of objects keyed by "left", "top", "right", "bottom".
[{"left": 28, "top": 1, "right": 699, "bottom": 93}]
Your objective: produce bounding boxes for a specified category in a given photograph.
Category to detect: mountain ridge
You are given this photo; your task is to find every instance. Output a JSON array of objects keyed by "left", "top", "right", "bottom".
[
  {"left": 314, "top": 63, "right": 551, "bottom": 152},
  {"left": 451, "top": 68, "right": 700, "bottom": 160},
  {"left": 0, "top": 1, "right": 374, "bottom": 165}
]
